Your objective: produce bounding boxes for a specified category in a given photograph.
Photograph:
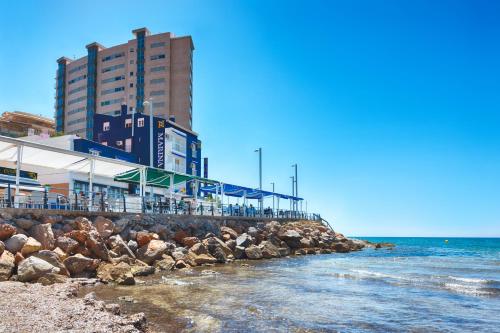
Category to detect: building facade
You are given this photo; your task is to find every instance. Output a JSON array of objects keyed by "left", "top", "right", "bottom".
[
  {"left": 93, "top": 105, "right": 201, "bottom": 178},
  {"left": 0, "top": 111, "right": 55, "bottom": 138},
  {"left": 56, "top": 27, "right": 194, "bottom": 138}
]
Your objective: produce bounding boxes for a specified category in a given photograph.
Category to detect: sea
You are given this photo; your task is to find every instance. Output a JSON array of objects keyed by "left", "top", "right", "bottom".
[{"left": 90, "top": 237, "right": 500, "bottom": 332}]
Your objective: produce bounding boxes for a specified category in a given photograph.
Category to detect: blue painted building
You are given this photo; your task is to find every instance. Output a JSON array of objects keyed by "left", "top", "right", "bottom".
[{"left": 93, "top": 105, "right": 201, "bottom": 178}]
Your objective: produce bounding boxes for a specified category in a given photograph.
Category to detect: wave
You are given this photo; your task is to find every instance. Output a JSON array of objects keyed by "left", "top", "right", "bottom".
[
  {"left": 447, "top": 276, "right": 497, "bottom": 285},
  {"left": 443, "top": 283, "right": 499, "bottom": 296}
]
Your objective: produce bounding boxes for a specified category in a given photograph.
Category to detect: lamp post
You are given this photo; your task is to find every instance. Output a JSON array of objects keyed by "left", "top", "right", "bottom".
[
  {"left": 270, "top": 182, "right": 275, "bottom": 217},
  {"left": 292, "top": 163, "right": 298, "bottom": 213},
  {"left": 290, "top": 175, "right": 295, "bottom": 215},
  {"left": 254, "top": 147, "right": 262, "bottom": 213}
]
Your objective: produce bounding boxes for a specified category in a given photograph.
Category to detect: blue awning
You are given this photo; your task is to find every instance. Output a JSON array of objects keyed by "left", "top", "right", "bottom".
[{"left": 200, "top": 183, "right": 303, "bottom": 201}]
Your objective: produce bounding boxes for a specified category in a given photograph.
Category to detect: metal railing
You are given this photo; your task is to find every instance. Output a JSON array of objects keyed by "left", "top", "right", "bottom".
[{"left": 0, "top": 184, "right": 320, "bottom": 221}]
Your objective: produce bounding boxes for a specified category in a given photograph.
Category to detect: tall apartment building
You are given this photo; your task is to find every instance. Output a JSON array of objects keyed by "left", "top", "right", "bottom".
[{"left": 55, "top": 28, "right": 194, "bottom": 139}]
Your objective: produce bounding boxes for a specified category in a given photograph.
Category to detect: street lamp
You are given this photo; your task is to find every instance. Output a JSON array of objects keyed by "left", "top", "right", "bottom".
[
  {"left": 292, "top": 163, "right": 298, "bottom": 212},
  {"left": 270, "top": 182, "right": 275, "bottom": 217},
  {"left": 290, "top": 175, "right": 295, "bottom": 215},
  {"left": 254, "top": 147, "right": 262, "bottom": 213}
]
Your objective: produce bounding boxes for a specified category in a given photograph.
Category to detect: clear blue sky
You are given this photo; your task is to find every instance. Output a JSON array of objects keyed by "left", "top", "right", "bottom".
[{"left": 1, "top": 0, "right": 499, "bottom": 237}]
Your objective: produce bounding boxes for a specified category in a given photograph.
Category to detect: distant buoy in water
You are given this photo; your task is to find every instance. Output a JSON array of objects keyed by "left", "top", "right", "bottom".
[{"left": 444, "top": 239, "right": 449, "bottom": 243}]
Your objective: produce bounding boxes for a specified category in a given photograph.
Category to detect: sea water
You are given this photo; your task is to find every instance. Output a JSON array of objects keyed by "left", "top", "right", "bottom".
[{"left": 92, "top": 237, "right": 500, "bottom": 332}]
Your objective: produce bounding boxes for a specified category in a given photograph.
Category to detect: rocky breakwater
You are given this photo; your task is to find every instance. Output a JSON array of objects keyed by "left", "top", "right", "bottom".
[{"left": 0, "top": 211, "right": 379, "bottom": 285}]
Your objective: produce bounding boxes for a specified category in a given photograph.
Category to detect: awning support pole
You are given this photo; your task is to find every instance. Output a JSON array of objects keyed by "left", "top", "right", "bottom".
[
  {"left": 15, "top": 145, "right": 22, "bottom": 197},
  {"left": 89, "top": 158, "right": 95, "bottom": 209}
]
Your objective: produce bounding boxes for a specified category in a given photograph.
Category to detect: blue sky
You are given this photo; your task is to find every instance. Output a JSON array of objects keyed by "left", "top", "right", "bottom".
[{"left": 1, "top": 0, "right": 499, "bottom": 236}]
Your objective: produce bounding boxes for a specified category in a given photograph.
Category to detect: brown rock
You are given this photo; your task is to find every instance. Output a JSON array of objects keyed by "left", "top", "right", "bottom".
[
  {"left": 14, "top": 218, "right": 35, "bottom": 230},
  {"left": 56, "top": 236, "right": 79, "bottom": 254},
  {"left": 14, "top": 252, "right": 24, "bottom": 265},
  {"left": 244, "top": 245, "right": 263, "bottom": 260},
  {"left": 259, "top": 241, "right": 281, "bottom": 259},
  {"left": 97, "top": 262, "right": 135, "bottom": 285},
  {"left": 53, "top": 247, "right": 68, "bottom": 261},
  {"left": 0, "top": 240, "right": 4, "bottom": 256},
  {"left": 38, "top": 273, "right": 68, "bottom": 285},
  {"left": 75, "top": 217, "right": 93, "bottom": 231},
  {"left": 0, "top": 250, "right": 15, "bottom": 281},
  {"left": 222, "top": 233, "right": 231, "bottom": 241},
  {"left": 173, "top": 230, "right": 189, "bottom": 243},
  {"left": 29, "top": 223, "right": 55, "bottom": 250},
  {"left": 136, "top": 240, "right": 168, "bottom": 265},
  {"left": 187, "top": 252, "right": 217, "bottom": 265},
  {"left": 108, "top": 235, "right": 135, "bottom": 258},
  {"left": 63, "top": 254, "right": 100, "bottom": 276},
  {"left": 190, "top": 242, "right": 208, "bottom": 255},
  {"left": 0, "top": 223, "right": 16, "bottom": 241},
  {"left": 220, "top": 226, "right": 238, "bottom": 239},
  {"left": 155, "top": 255, "right": 175, "bottom": 271},
  {"left": 21, "top": 237, "right": 42, "bottom": 256},
  {"left": 33, "top": 250, "right": 70, "bottom": 276},
  {"left": 181, "top": 236, "right": 200, "bottom": 248},
  {"left": 332, "top": 242, "right": 350, "bottom": 253},
  {"left": 66, "top": 230, "right": 89, "bottom": 244},
  {"left": 175, "top": 260, "right": 189, "bottom": 269},
  {"left": 136, "top": 231, "right": 158, "bottom": 247},
  {"left": 85, "top": 231, "right": 110, "bottom": 261},
  {"left": 94, "top": 216, "right": 115, "bottom": 238}
]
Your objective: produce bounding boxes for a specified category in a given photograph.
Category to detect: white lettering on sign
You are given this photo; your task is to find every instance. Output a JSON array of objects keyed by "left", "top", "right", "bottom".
[{"left": 157, "top": 132, "right": 165, "bottom": 168}]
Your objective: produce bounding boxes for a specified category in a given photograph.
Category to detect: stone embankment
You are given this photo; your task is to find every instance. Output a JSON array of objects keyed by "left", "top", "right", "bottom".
[{"left": 0, "top": 211, "right": 385, "bottom": 286}]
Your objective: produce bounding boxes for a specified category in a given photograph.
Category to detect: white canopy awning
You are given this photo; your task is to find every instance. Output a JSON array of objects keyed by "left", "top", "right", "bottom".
[{"left": 0, "top": 135, "right": 139, "bottom": 178}]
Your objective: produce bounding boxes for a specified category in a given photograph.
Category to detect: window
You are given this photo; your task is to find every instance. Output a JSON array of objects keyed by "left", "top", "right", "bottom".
[
  {"left": 102, "top": 52, "right": 125, "bottom": 62},
  {"left": 68, "top": 74, "right": 87, "bottom": 85},
  {"left": 129, "top": 83, "right": 134, "bottom": 88},
  {"left": 68, "top": 63, "right": 87, "bottom": 74},
  {"left": 125, "top": 118, "right": 132, "bottom": 128},
  {"left": 101, "top": 86, "right": 125, "bottom": 95},
  {"left": 101, "top": 75, "right": 125, "bottom": 84},
  {"left": 150, "top": 78, "right": 165, "bottom": 84},
  {"left": 191, "top": 162, "right": 196, "bottom": 175},
  {"left": 101, "top": 63, "right": 125, "bottom": 73},
  {"left": 125, "top": 138, "right": 132, "bottom": 152},
  {"left": 130, "top": 60, "right": 134, "bottom": 65},
  {"left": 130, "top": 71, "right": 134, "bottom": 76},
  {"left": 175, "top": 159, "right": 181, "bottom": 172},
  {"left": 150, "top": 42, "right": 165, "bottom": 48},
  {"left": 130, "top": 47, "right": 134, "bottom": 52},
  {"left": 68, "top": 106, "right": 86, "bottom": 116},
  {"left": 103, "top": 122, "right": 110, "bottom": 131},
  {"left": 116, "top": 140, "right": 123, "bottom": 146},
  {"left": 153, "top": 101, "right": 165, "bottom": 108},
  {"left": 150, "top": 54, "right": 165, "bottom": 61},
  {"left": 150, "top": 66, "right": 166, "bottom": 73},
  {"left": 89, "top": 149, "right": 100, "bottom": 156},
  {"left": 101, "top": 98, "right": 124, "bottom": 106},
  {"left": 129, "top": 94, "right": 134, "bottom": 100},
  {"left": 150, "top": 90, "right": 165, "bottom": 96},
  {"left": 137, "top": 118, "right": 144, "bottom": 127},
  {"left": 68, "top": 96, "right": 86, "bottom": 105},
  {"left": 129, "top": 106, "right": 134, "bottom": 112},
  {"left": 67, "top": 118, "right": 85, "bottom": 126},
  {"left": 191, "top": 142, "right": 197, "bottom": 158},
  {"left": 101, "top": 141, "right": 108, "bottom": 146},
  {"left": 68, "top": 85, "right": 87, "bottom": 95}
]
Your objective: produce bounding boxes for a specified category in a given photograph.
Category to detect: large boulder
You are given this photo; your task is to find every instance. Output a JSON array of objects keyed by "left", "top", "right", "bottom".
[
  {"left": 75, "top": 217, "right": 93, "bottom": 231},
  {"left": 0, "top": 223, "right": 16, "bottom": 241},
  {"left": 220, "top": 226, "right": 238, "bottom": 240},
  {"left": 279, "top": 229, "right": 302, "bottom": 249},
  {"left": 0, "top": 250, "right": 15, "bottom": 281},
  {"left": 4, "top": 234, "right": 28, "bottom": 253},
  {"left": 94, "top": 216, "right": 115, "bottom": 238},
  {"left": 247, "top": 227, "right": 259, "bottom": 237},
  {"left": 190, "top": 242, "right": 208, "bottom": 255},
  {"left": 155, "top": 255, "right": 176, "bottom": 271},
  {"left": 113, "top": 218, "right": 130, "bottom": 233},
  {"left": 66, "top": 230, "right": 88, "bottom": 244},
  {"left": 55, "top": 236, "right": 79, "bottom": 254},
  {"left": 186, "top": 252, "right": 217, "bottom": 266},
  {"left": 29, "top": 223, "right": 55, "bottom": 250},
  {"left": 234, "top": 246, "right": 246, "bottom": 259},
  {"left": 14, "top": 218, "right": 35, "bottom": 230},
  {"left": 63, "top": 254, "right": 100, "bottom": 276},
  {"left": 21, "top": 237, "right": 42, "bottom": 256},
  {"left": 236, "top": 233, "right": 252, "bottom": 248},
  {"left": 259, "top": 241, "right": 281, "bottom": 259},
  {"left": 108, "top": 235, "right": 135, "bottom": 258},
  {"left": 33, "top": 250, "right": 70, "bottom": 276},
  {"left": 85, "top": 230, "right": 110, "bottom": 261},
  {"left": 264, "top": 221, "right": 282, "bottom": 234},
  {"left": 136, "top": 240, "right": 168, "bottom": 265},
  {"left": 97, "top": 262, "right": 135, "bottom": 285},
  {"left": 332, "top": 242, "right": 351, "bottom": 253},
  {"left": 300, "top": 238, "right": 313, "bottom": 248},
  {"left": 245, "top": 245, "right": 263, "bottom": 260},
  {"left": 181, "top": 237, "right": 200, "bottom": 248},
  {"left": 17, "top": 256, "right": 60, "bottom": 282},
  {"left": 136, "top": 231, "right": 158, "bottom": 247}
]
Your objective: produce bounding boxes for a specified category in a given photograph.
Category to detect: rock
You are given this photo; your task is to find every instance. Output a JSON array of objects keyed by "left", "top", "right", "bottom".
[
  {"left": 225, "top": 239, "right": 236, "bottom": 251},
  {"left": 33, "top": 250, "right": 70, "bottom": 276},
  {"left": 0, "top": 223, "right": 16, "bottom": 241},
  {"left": 175, "top": 260, "right": 189, "bottom": 269},
  {"left": 236, "top": 233, "right": 253, "bottom": 248},
  {"left": 220, "top": 226, "right": 238, "bottom": 239},
  {"left": 21, "top": 237, "right": 42, "bottom": 256},
  {"left": 53, "top": 247, "right": 68, "bottom": 261},
  {"left": 131, "top": 264, "right": 155, "bottom": 277},
  {"left": 332, "top": 242, "right": 351, "bottom": 253},
  {"left": 97, "top": 262, "right": 135, "bottom": 285},
  {"left": 127, "top": 240, "right": 138, "bottom": 252},
  {"left": 300, "top": 238, "right": 313, "bottom": 248},
  {"left": 41, "top": 215, "right": 59, "bottom": 225},
  {"left": 247, "top": 227, "right": 259, "bottom": 237},
  {"left": 66, "top": 230, "right": 88, "bottom": 244},
  {"left": 14, "top": 218, "right": 35, "bottom": 230},
  {"left": 155, "top": 255, "right": 175, "bottom": 271},
  {"left": 4, "top": 234, "right": 28, "bottom": 253},
  {"left": 85, "top": 230, "right": 110, "bottom": 261},
  {"left": 136, "top": 240, "right": 168, "bottom": 265},
  {"left": 63, "top": 254, "right": 100, "bottom": 276},
  {"left": 259, "top": 241, "right": 281, "bottom": 259},
  {"left": 105, "top": 303, "right": 121, "bottom": 315},
  {"left": 0, "top": 241, "right": 4, "bottom": 256},
  {"left": 320, "top": 248, "right": 332, "bottom": 254},
  {"left": 0, "top": 250, "right": 15, "bottom": 281},
  {"left": 14, "top": 252, "right": 24, "bottom": 265},
  {"left": 136, "top": 231, "right": 158, "bottom": 247},
  {"left": 222, "top": 234, "right": 231, "bottom": 241},
  {"left": 171, "top": 248, "right": 188, "bottom": 261},
  {"left": 173, "top": 230, "right": 189, "bottom": 243},
  {"left": 29, "top": 223, "right": 55, "bottom": 250},
  {"left": 124, "top": 312, "right": 147, "bottom": 331},
  {"left": 187, "top": 252, "right": 217, "bottom": 265},
  {"left": 38, "top": 273, "right": 69, "bottom": 285},
  {"left": 245, "top": 245, "right": 263, "bottom": 260},
  {"left": 234, "top": 246, "right": 246, "bottom": 259},
  {"left": 17, "top": 256, "right": 60, "bottom": 282},
  {"left": 55, "top": 236, "right": 79, "bottom": 254},
  {"left": 75, "top": 217, "right": 93, "bottom": 231},
  {"left": 265, "top": 221, "right": 282, "bottom": 233},
  {"left": 113, "top": 218, "right": 129, "bottom": 233},
  {"left": 94, "top": 216, "right": 114, "bottom": 238},
  {"left": 278, "top": 247, "right": 290, "bottom": 257},
  {"left": 211, "top": 237, "right": 233, "bottom": 257},
  {"left": 279, "top": 229, "right": 302, "bottom": 249},
  {"left": 181, "top": 236, "right": 200, "bottom": 248},
  {"left": 108, "top": 235, "right": 135, "bottom": 258},
  {"left": 190, "top": 242, "right": 208, "bottom": 255},
  {"left": 211, "top": 246, "right": 226, "bottom": 263}
]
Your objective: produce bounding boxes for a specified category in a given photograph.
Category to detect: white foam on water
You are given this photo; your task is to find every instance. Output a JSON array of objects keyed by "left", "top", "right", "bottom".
[
  {"left": 443, "top": 283, "right": 493, "bottom": 296},
  {"left": 161, "top": 276, "right": 192, "bottom": 286},
  {"left": 447, "top": 276, "right": 492, "bottom": 284}
]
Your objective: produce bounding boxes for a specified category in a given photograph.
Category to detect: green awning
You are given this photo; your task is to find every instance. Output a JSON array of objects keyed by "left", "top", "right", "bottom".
[{"left": 114, "top": 168, "right": 192, "bottom": 188}]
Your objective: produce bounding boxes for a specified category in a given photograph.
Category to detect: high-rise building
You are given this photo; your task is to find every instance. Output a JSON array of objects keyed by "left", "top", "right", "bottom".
[{"left": 55, "top": 28, "right": 194, "bottom": 139}]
